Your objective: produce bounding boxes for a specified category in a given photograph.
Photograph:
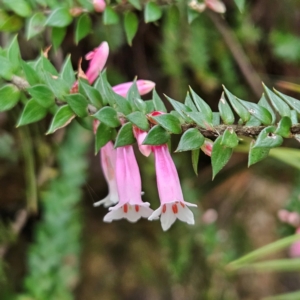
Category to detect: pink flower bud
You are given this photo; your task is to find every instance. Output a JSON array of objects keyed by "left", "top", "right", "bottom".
[
  {"left": 93, "top": 0, "right": 106, "bottom": 12},
  {"left": 201, "top": 139, "right": 213, "bottom": 156},
  {"left": 287, "top": 212, "right": 300, "bottom": 227},
  {"left": 202, "top": 209, "right": 218, "bottom": 224},
  {"left": 133, "top": 126, "right": 151, "bottom": 157},
  {"left": 277, "top": 209, "right": 290, "bottom": 223},
  {"left": 205, "top": 0, "right": 226, "bottom": 13},
  {"left": 112, "top": 80, "right": 155, "bottom": 97}
]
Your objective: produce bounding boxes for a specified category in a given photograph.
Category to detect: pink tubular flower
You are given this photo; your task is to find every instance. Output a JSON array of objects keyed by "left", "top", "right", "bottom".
[
  {"left": 85, "top": 41, "right": 109, "bottom": 84},
  {"left": 93, "top": 141, "right": 119, "bottom": 208},
  {"left": 93, "top": 0, "right": 106, "bottom": 12},
  {"left": 112, "top": 80, "right": 155, "bottom": 97},
  {"left": 133, "top": 126, "right": 151, "bottom": 157},
  {"left": 103, "top": 146, "right": 153, "bottom": 222},
  {"left": 148, "top": 144, "right": 197, "bottom": 231}
]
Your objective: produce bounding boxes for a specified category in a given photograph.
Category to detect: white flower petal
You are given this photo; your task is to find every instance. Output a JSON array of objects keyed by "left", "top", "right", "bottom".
[
  {"left": 177, "top": 205, "right": 195, "bottom": 225},
  {"left": 160, "top": 206, "right": 177, "bottom": 231},
  {"left": 103, "top": 207, "right": 124, "bottom": 222},
  {"left": 148, "top": 206, "right": 162, "bottom": 221}
]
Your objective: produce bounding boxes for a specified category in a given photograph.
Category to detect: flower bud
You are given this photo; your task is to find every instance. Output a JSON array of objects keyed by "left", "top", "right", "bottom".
[
  {"left": 93, "top": 0, "right": 106, "bottom": 13},
  {"left": 201, "top": 139, "right": 213, "bottom": 157}
]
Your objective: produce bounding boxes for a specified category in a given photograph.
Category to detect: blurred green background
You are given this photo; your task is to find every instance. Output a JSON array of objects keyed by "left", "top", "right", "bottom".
[{"left": 1, "top": 0, "right": 300, "bottom": 299}]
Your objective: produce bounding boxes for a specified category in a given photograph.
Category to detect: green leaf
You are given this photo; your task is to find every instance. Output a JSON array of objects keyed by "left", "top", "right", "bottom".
[
  {"left": 145, "top": 100, "right": 155, "bottom": 113},
  {"left": 41, "top": 55, "right": 59, "bottom": 75},
  {"left": 274, "top": 89, "right": 300, "bottom": 114},
  {"left": 143, "top": 125, "right": 170, "bottom": 145},
  {"left": 17, "top": 99, "right": 47, "bottom": 126},
  {"left": 234, "top": 0, "right": 245, "bottom": 12},
  {"left": 275, "top": 116, "right": 292, "bottom": 138},
  {"left": 245, "top": 115, "right": 261, "bottom": 126},
  {"left": 44, "top": 73, "right": 69, "bottom": 99},
  {"left": 95, "top": 123, "right": 114, "bottom": 154},
  {"left": 0, "top": 13, "right": 23, "bottom": 32},
  {"left": 128, "top": 0, "right": 141, "bottom": 10},
  {"left": 152, "top": 114, "right": 182, "bottom": 134},
  {"left": 270, "top": 147, "right": 300, "bottom": 170},
  {"left": 75, "top": 14, "right": 92, "bottom": 44},
  {"left": 60, "top": 55, "right": 75, "bottom": 89},
  {"left": 263, "top": 290, "right": 300, "bottom": 300},
  {"left": 26, "top": 12, "right": 46, "bottom": 40},
  {"left": 291, "top": 110, "right": 298, "bottom": 125},
  {"left": 144, "top": 2, "right": 162, "bottom": 23},
  {"left": 134, "top": 97, "right": 147, "bottom": 113},
  {"left": 211, "top": 135, "right": 233, "bottom": 179},
  {"left": 52, "top": 26, "right": 67, "bottom": 51},
  {"left": 76, "top": 116, "right": 93, "bottom": 131},
  {"left": 258, "top": 93, "right": 276, "bottom": 124},
  {"left": 221, "top": 128, "right": 239, "bottom": 148},
  {"left": 263, "top": 84, "right": 291, "bottom": 117},
  {"left": 27, "top": 84, "right": 55, "bottom": 108},
  {"left": 8, "top": 35, "right": 20, "bottom": 69},
  {"left": 254, "top": 126, "right": 283, "bottom": 148},
  {"left": 103, "top": 6, "right": 119, "bottom": 25},
  {"left": 0, "top": 56, "right": 14, "bottom": 80},
  {"left": 184, "top": 92, "right": 197, "bottom": 112},
  {"left": 114, "top": 122, "right": 135, "bottom": 148},
  {"left": 21, "top": 61, "right": 40, "bottom": 85},
  {"left": 65, "top": 93, "right": 89, "bottom": 117},
  {"left": 212, "top": 112, "right": 220, "bottom": 126},
  {"left": 93, "top": 106, "right": 120, "bottom": 128},
  {"left": 45, "top": 7, "right": 73, "bottom": 28},
  {"left": 0, "top": 84, "right": 20, "bottom": 111},
  {"left": 189, "top": 87, "right": 213, "bottom": 122},
  {"left": 166, "top": 95, "right": 192, "bottom": 122},
  {"left": 248, "top": 141, "right": 270, "bottom": 167},
  {"left": 126, "top": 81, "right": 139, "bottom": 110},
  {"left": 114, "top": 93, "right": 132, "bottom": 115},
  {"left": 46, "top": 105, "right": 75, "bottom": 134},
  {"left": 176, "top": 128, "right": 204, "bottom": 152},
  {"left": 126, "top": 111, "right": 149, "bottom": 131},
  {"left": 191, "top": 149, "right": 200, "bottom": 175},
  {"left": 223, "top": 86, "right": 251, "bottom": 123},
  {"left": 185, "top": 111, "right": 213, "bottom": 129},
  {"left": 218, "top": 92, "right": 235, "bottom": 125},
  {"left": 152, "top": 89, "right": 167, "bottom": 112},
  {"left": 3, "top": 0, "right": 32, "bottom": 17},
  {"left": 124, "top": 12, "right": 138, "bottom": 46},
  {"left": 79, "top": 80, "right": 103, "bottom": 108},
  {"left": 94, "top": 73, "right": 115, "bottom": 106},
  {"left": 238, "top": 99, "right": 273, "bottom": 125}
]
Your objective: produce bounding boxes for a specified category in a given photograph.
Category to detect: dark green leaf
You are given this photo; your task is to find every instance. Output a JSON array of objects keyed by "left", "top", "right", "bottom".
[
  {"left": 114, "top": 93, "right": 132, "bottom": 115},
  {"left": 124, "top": 12, "right": 138, "bottom": 46},
  {"left": 238, "top": 99, "right": 273, "bottom": 125},
  {"left": 152, "top": 89, "right": 167, "bottom": 112},
  {"left": 185, "top": 111, "right": 213, "bottom": 129},
  {"left": 3, "top": 0, "right": 32, "bottom": 17},
  {"left": 75, "top": 14, "right": 92, "bottom": 44},
  {"left": 128, "top": 0, "right": 141, "bottom": 10},
  {"left": 126, "top": 111, "right": 149, "bottom": 131},
  {"left": 27, "top": 84, "right": 55, "bottom": 108},
  {"left": 144, "top": 2, "right": 162, "bottom": 23},
  {"left": 234, "top": 0, "right": 245, "bottom": 12},
  {"left": 93, "top": 106, "right": 120, "bottom": 128},
  {"left": 189, "top": 87, "right": 213, "bottom": 122},
  {"left": 166, "top": 95, "right": 192, "bottom": 122},
  {"left": 76, "top": 116, "right": 93, "bottom": 131},
  {"left": 218, "top": 92, "right": 235, "bottom": 125},
  {"left": 221, "top": 128, "right": 239, "bottom": 148},
  {"left": 65, "top": 93, "right": 88, "bottom": 118},
  {"left": 45, "top": 7, "right": 73, "bottom": 28},
  {"left": 60, "top": 55, "right": 75, "bottom": 88},
  {"left": 17, "top": 99, "right": 47, "bottom": 126},
  {"left": 211, "top": 135, "right": 233, "bottom": 179},
  {"left": 26, "top": 12, "right": 46, "bottom": 40},
  {"left": 263, "top": 84, "right": 291, "bottom": 117},
  {"left": 275, "top": 116, "right": 292, "bottom": 138},
  {"left": 176, "top": 128, "right": 204, "bottom": 152},
  {"left": 0, "top": 84, "right": 20, "bottom": 111},
  {"left": 46, "top": 105, "right": 75, "bottom": 134},
  {"left": 21, "top": 61, "right": 40, "bottom": 85},
  {"left": 103, "top": 6, "right": 119, "bottom": 25},
  {"left": 258, "top": 93, "right": 276, "bottom": 124},
  {"left": 254, "top": 126, "right": 283, "bottom": 148},
  {"left": 79, "top": 80, "right": 103, "bottom": 108},
  {"left": 0, "top": 56, "right": 14, "bottom": 80},
  {"left": 8, "top": 35, "right": 20, "bottom": 69},
  {"left": 143, "top": 125, "right": 170, "bottom": 145},
  {"left": 114, "top": 122, "right": 135, "bottom": 148},
  {"left": 274, "top": 89, "right": 300, "bottom": 114},
  {"left": 152, "top": 113, "right": 182, "bottom": 134},
  {"left": 223, "top": 86, "right": 250, "bottom": 123},
  {"left": 52, "top": 26, "right": 67, "bottom": 51},
  {"left": 191, "top": 149, "right": 200, "bottom": 175},
  {"left": 0, "top": 11, "right": 23, "bottom": 32},
  {"left": 248, "top": 141, "right": 270, "bottom": 167},
  {"left": 184, "top": 92, "right": 197, "bottom": 112},
  {"left": 95, "top": 122, "right": 115, "bottom": 154}
]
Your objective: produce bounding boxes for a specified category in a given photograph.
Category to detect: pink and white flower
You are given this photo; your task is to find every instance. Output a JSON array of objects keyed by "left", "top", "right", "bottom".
[
  {"left": 93, "top": 141, "right": 119, "bottom": 208},
  {"left": 112, "top": 80, "right": 155, "bottom": 97},
  {"left": 103, "top": 146, "right": 153, "bottom": 222},
  {"left": 148, "top": 144, "right": 197, "bottom": 231}
]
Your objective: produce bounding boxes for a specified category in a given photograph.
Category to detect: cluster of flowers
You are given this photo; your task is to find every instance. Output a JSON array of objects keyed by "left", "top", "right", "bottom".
[{"left": 76, "top": 41, "right": 198, "bottom": 231}]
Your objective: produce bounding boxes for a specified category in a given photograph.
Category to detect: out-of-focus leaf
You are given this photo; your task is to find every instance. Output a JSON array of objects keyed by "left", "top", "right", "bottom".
[
  {"left": 253, "top": 126, "right": 283, "bottom": 148},
  {"left": 234, "top": 0, "right": 245, "bottom": 12},
  {"left": 0, "top": 13, "right": 23, "bottom": 32},
  {"left": 124, "top": 12, "right": 138, "bottom": 46},
  {"left": 176, "top": 128, "right": 204, "bottom": 152},
  {"left": 17, "top": 99, "right": 47, "bottom": 126},
  {"left": 75, "top": 14, "right": 92, "bottom": 44},
  {"left": 143, "top": 125, "right": 170, "bottom": 145},
  {"left": 3, "top": 0, "right": 32, "bottom": 17},
  {"left": 221, "top": 128, "right": 239, "bottom": 148},
  {"left": 126, "top": 111, "right": 149, "bottom": 131},
  {"left": 128, "top": 0, "right": 141, "bottom": 10},
  {"left": 52, "top": 26, "right": 67, "bottom": 50},
  {"left": 79, "top": 80, "right": 103, "bottom": 108},
  {"left": 45, "top": 7, "right": 73, "bottom": 27},
  {"left": 21, "top": 61, "right": 40, "bottom": 85},
  {"left": 211, "top": 135, "right": 233, "bottom": 179},
  {"left": 191, "top": 149, "right": 200, "bottom": 175},
  {"left": 93, "top": 106, "right": 120, "bottom": 128},
  {"left": 60, "top": 55, "right": 75, "bottom": 88},
  {"left": 263, "top": 290, "right": 300, "bottom": 300},
  {"left": 151, "top": 113, "right": 182, "bottom": 134},
  {"left": 26, "top": 12, "right": 46, "bottom": 40},
  {"left": 65, "top": 94, "right": 88, "bottom": 118},
  {"left": 114, "top": 122, "right": 135, "bottom": 148},
  {"left": 47, "top": 105, "right": 75, "bottom": 134},
  {"left": 103, "top": 6, "right": 119, "bottom": 25},
  {"left": 0, "top": 84, "right": 20, "bottom": 111},
  {"left": 8, "top": 35, "right": 20, "bottom": 69},
  {"left": 114, "top": 93, "right": 132, "bottom": 115},
  {"left": 274, "top": 89, "right": 300, "bottom": 114},
  {"left": 218, "top": 92, "right": 235, "bottom": 125},
  {"left": 27, "top": 84, "right": 55, "bottom": 108},
  {"left": 0, "top": 56, "right": 14, "bottom": 80},
  {"left": 269, "top": 147, "right": 300, "bottom": 170},
  {"left": 144, "top": 2, "right": 162, "bottom": 23},
  {"left": 44, "top": 73, "right": 69, "bottom": 99}
]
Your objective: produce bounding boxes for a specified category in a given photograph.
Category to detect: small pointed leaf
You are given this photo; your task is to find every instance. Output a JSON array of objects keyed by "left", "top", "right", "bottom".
[
  {"left": 75, "top": 14, "right": 92, "bottom": 44},
  {"left": 124, "top": 12, "right": 138, "bottom": 46},
  {"left": 65, "top": 93, "right": 89, "bottom": 118},
  {"left": 114, "top": 122, "right": 135, "bottom": 148},
  {"left": 185, "top": 111, "right": 213, "bottom": 129},
  {"left": 185, "top": 92, "right": 197, "bottom": 112},
  {"left": 21, "top": 61, "right": 40, "bottom": 85},
  {"left": 95, "top": 123, "right": 115, "bottom": 154},
  {"left": 45, "top": 7, "right": 72, "bottom": 28},
  {"left": 47, "top": 105, "right": 75, "bottom": 134},
  {"left": 151, "top": 113, "right": 182, "bottom": 134},
  {"left": 0, "top": 84, "right": 20, "bottom": 111},
  {"left": 166, "top": 95, "right": 192, "bottom": 122},
  {"left": 218, "top": 92, "right": 235, "bottom": 125},
  {"left": 143, "top": 125, "right": 170, "bottom": 145},
  {"left": 27, "top": 84, "right": 55, "bottom": 108},
  {"left": 248, "top": 141, "right": 270, "bottom": 167},
  {"left": 93, "top": 106, "right": 120, "bottom": 128},
  {"left": 275, "top": 116, "right": 292, "bottom": 138},
  {"left": 126, "top": 111, "right": 149, "bottom": 131},
  {"left": 60, "top": 55, "right": 75, "bottom": 88},
  {"left": 17, "top": 99, "right": 47, "bottom": 126},
  {"left": 176, "top": 128, "right": 204, "bottom": 152},
  {"left": 253, "top": 126, "right": 283, "bottom": 148},
  {"left": 26, "top": 12, "right": 46, "bottom": 40},
  {"left": 221, "top": 128, "right": 239, "bottom": 148},
  {"left": 190, "top": 87, "right": 213, "bottom": 122},
  {"left": 52, "top": 26, "right": 66, "bottom": 51},
  {"left": 144, "top": 2, "right": 162, "bottom": 23},
  {"left": 114, "top": 93, "right": 132, "bottom": 115},
  {"left": 258, "top": 93, "right": 276, "bottom": 124},
  {"left": 79, "top": 80, "right": 103, "bottom": 108},
  {"left": 128, "top": 0, "right": 141, "bottom": 10},
  {"left": 274, "top": 89, "right": 300, "bottom": 114},
  {"left": 153, "top": 89, "right": 167, "bottom": 112},
  {"left": 103, "top": 6, "right": 119, "bottom": 25},
  {"left": 192, "top": 149, "right": 200, "bottom": 175}
]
